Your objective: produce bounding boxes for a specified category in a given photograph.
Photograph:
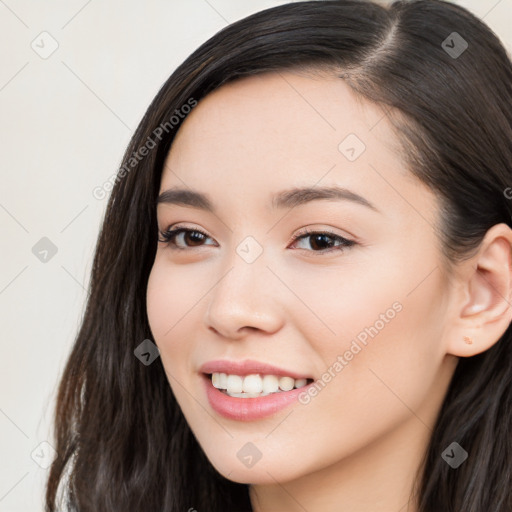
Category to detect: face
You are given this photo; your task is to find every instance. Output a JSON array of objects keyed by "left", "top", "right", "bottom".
[{"left": 146, "top": 69, "right": 456, "bottom": 485}]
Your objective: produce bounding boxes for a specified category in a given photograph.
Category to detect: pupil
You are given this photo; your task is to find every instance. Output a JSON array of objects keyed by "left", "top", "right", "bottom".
[
  {"left": 311, "top": 234, "right": 332, "bottom": 250},
  {"left": 187, "top": 232, "right": 205, "bottom": 246}
]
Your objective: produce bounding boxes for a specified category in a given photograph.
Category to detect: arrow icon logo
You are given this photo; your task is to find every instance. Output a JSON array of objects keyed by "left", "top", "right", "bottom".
[
  {"left": 134, "top": 339, "right": 160, "bottom": 366},
  {"left": 31, "top": 31, "right": 59, "bottom": 59},
  {"left": 338, "top": 133, "right": 366, "bottom": 161},
  {"left": 31, "top": 441, "right": 57, "bottom": 469},
  {"left": 237, "top": 442, "right": 263, "bottom": 468},
  {"left": 441, "top": 32, "right": 468, "bottom": 59},
  {"left": 32, "top": 237, "right": 58, "bottom": 263},
  {"left": 441, "top": 441, "right": 468, "bottom": 468},
  {"left": 236, "top": 236, "right": 263, "bottom": 264}
]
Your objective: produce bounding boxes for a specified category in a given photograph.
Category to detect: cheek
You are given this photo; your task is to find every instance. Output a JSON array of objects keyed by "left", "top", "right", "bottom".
[
  {"left": 146, "top": 264, "right": 172, "bottom": 341},
  {"left": 259, "top": 271, "right": 447, "bottom": 473},
  {"left": 146, "top": 257, "right": 197, "bottom": 339},
  {"left": 284, "top": 247, "right": 447, "bottom": 412},
  {"left": 146, "top": 259, "right": 200, "bottom": 371}
]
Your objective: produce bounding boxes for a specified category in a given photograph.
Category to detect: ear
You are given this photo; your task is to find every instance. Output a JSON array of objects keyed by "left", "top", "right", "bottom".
[{"left": 446, "top": 222, "right": 512, "bottom": 357}]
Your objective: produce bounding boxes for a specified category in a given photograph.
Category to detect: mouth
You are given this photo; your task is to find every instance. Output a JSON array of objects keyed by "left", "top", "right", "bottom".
[
  {"left": 206, "top": 372, "right": 314, "bottom": 398},
  {"left": 200, "top": 365, "right": 316, "bottom": 421},
  {"left": 199, "top": 359, "right": 316, "bottom": 420}
]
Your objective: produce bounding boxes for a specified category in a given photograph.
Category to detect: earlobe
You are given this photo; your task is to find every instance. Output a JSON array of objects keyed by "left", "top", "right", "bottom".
[{"left": 447, "top": 223, "right": 512, "bottom": 357}]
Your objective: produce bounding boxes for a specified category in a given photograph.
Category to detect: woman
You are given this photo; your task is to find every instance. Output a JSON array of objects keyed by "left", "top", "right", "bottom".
[{"left": 45, "top": 1, "right": 512, "bottom": 510}]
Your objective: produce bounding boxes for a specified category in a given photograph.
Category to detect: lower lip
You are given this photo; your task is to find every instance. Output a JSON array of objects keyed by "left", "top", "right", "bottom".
[{"left": 202, "top": 374, "right": 313, "bottom": 421}]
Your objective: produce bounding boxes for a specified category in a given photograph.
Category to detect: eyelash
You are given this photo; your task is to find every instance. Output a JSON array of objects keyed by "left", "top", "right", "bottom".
[{"left": 158, "top": 225, "right": 356, "bottom": 255}]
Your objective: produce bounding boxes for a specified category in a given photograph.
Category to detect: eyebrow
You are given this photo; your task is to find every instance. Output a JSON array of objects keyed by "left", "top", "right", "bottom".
[{"left": 156, "top": 185, "right": 379, "bottom": 213}]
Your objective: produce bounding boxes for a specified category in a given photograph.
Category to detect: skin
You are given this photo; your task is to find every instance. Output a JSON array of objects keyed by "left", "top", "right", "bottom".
[{"left": 146, "top": 69, "right": 512, "bottom": 512}]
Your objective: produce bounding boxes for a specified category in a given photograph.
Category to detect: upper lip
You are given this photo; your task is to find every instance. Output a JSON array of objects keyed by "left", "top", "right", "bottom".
[{"left": 199, "top": 359, "right": 312, "bottom": 380}]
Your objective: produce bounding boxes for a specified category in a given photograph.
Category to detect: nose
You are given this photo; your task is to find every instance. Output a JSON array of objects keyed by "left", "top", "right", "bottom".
[{"left": 203, "top": 250, "right": 284, "bottom": 340}]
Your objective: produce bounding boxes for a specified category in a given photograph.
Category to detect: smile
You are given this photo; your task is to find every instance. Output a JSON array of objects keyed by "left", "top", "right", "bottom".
[
  {"left": 210, "top": 372, "right": 312, "bottom": 397},
  {"left": 202, "top": 374, "right": 316, "bottom": 421}
]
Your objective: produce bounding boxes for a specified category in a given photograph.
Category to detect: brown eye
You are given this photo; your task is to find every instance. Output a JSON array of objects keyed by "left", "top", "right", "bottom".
[
  {"left": 158, "top": 227, "right": 214, "bottom": 249},
  {"left": 290, "top": 230, "right": 356, "bottom": 254}
]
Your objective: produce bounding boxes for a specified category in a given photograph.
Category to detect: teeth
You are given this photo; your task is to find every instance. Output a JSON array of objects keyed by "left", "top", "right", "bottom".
[
  {"left": 228, "top": 392, "right": 270, "bottom": 398},
  {"left": 279, "top": 376, "right": 295, "bottom": 391},
  {"left": 226, "top": 374, "right": 243, "bottom": 394},
  {"left": 294, "top": 378, "right": 308, "bottom": 388},
  {"left": 242, "top": 374, "right": 262, "bottom": 394},
  {"left": 210, "top": 372, "right": 311, "bottom": 397},
  {"left": 262, "top": 375, "right": 279, "bottom": 393}
]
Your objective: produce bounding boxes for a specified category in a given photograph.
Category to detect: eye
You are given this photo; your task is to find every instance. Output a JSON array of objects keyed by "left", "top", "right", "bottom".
[
  {"left": 288, "top": 228, "right": 356, "bottom": 254},
  {"left": 158, "top": 226, "right": 216, "bottom": 250},
  {"left": 158, "top": 225, "right": 356, "bottom": 254}
]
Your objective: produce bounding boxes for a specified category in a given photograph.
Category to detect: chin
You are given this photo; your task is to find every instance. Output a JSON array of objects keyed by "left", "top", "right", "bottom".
[{"left": 203, "top": 447, "right": 310, "bottom": 485}]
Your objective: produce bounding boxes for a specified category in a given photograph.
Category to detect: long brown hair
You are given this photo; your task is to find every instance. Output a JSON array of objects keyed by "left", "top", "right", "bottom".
[{"left": 46, "top": 1, "right": 512, "bottom": 510}]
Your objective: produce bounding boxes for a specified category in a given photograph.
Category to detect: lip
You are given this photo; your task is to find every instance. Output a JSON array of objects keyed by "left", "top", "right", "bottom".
[
  {"left": 201, "top": 373, "right": 315, "bottom": 421},
  {"left": 199, "top": 359, "right": 312, "bottom": 380}
]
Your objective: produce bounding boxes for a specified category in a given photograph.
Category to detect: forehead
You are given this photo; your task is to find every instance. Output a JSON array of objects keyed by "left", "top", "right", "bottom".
[
  {"left": 159, "top": 69, "right": 432, "bottom": 223},
  {"left": 165, "top": 69, "right": 395, "bottom": 171}
]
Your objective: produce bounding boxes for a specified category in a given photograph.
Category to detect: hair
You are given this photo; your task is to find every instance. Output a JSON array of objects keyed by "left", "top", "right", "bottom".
[{"left": 45, "top": 1, "right": 512, "bottom": 510}]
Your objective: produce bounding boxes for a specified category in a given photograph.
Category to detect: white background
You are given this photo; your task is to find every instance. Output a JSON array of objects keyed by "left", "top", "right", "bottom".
[{"left": 1, "top": 1, "right": 510, "bottom": 510}]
